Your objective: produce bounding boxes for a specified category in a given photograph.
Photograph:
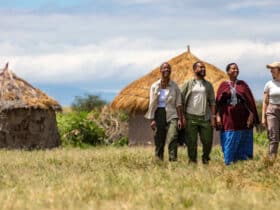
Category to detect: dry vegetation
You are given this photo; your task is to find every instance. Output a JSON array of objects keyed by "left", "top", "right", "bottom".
[
  {"left": 111, "top": 50, "right": 227, "bottom": 113},
  {"left": 0, "top": 68, "right": 61, "bottom": 111},
  {"left": 0, "top": 145, "right": 280, "bottom": 210}
]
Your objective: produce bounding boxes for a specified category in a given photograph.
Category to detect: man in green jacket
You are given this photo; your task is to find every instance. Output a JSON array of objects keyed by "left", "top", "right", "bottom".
[{"left": 181, "top": 61, "right": 216, "bottom": 164}]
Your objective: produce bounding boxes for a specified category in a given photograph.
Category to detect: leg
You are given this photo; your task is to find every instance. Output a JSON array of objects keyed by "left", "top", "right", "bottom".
[
  {"left": 237, "top": 129, "right": 253, "bottom": 161},
  {"left": 266, "top": 105, "right": 280, "bottom": 157},
  {"left": 199, "top": 118, "right": 213, "bottom": 164},
  {"left": 186, "top": 114, "right": 199, "bottom": 163},
  {"left": 220, "top": 131, "right": 240, "bottom": 165},
  {"left": 166, "top": 119, "right": 178, "bottom": 161},
  {"left": 154, "top": 109, "right": 167, "bottom": 160}
]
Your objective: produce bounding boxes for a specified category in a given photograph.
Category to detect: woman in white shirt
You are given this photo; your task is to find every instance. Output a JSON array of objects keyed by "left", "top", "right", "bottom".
[
  {"left": 145, "top": 62, "right": 184, "bottom": 161},
  {"left": 262, "top": 61, "right": 280, "bottom": 160}
]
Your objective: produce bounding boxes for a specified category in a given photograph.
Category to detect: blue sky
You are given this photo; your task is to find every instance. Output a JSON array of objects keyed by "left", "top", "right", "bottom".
[{"left": 0, "top": 0, "right": 280, "bottom": 105}]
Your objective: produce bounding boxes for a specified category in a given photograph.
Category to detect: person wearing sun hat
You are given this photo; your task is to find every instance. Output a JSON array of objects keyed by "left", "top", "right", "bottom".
[{"left": 262, "top": 61, "right": 280, "bottom": 160}]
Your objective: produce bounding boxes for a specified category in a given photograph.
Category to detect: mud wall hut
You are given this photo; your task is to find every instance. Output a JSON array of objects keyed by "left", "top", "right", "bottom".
[
  {"left": 111, "top": 49, "right": 228, "bottom": 145},
  {"left": 0, "top": 64, "right": 62, "bottom": 149}
]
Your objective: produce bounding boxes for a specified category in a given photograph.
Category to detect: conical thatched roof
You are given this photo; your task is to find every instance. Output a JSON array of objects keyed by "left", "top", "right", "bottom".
[
  {"left": 0, "top": 64, "right": 62, "bottom": 112},
  {"left": 111, "top": 49, "right": 227, "bottom": 113}
]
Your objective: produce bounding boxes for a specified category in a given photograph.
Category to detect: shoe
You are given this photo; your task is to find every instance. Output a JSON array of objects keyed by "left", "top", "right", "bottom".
[
  {"left": 202, "top": 157, "right": 210, "bottom": 164},
  {"left": 188, "top": 160, "right": 197, "bottom": 164},
  {"left": 202, "top": 159, "right": 209, "bottom": 164},
  {"left": 169, "top": 158, "right": 177, "bottom": 162}
]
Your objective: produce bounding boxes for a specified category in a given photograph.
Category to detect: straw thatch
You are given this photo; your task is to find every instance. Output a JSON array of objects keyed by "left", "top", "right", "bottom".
[
  {"left": 0, "top": 63, "right": 61, "bottom": 149},
  {"left": 111, "top": 50, "right": 227, "bottom": 113},
  {"left": 0, "top": 64, "right": 61, "bottom": 112}
]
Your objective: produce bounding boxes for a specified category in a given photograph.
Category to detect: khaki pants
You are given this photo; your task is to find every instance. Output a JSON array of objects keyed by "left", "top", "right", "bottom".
[
  {"left": 266, "top": 104, "right": 280, "bottom": 155},
  {"left": 154, "top": 108, "right": 178, "bottom": 161}
]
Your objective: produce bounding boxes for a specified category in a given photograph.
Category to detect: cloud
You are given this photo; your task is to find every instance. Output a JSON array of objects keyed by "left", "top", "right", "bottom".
[
  {"left": 0, "top": 4, "right": 279, "bottom": 103},
  {"left": 2, "top": 38, "right": 279, "bottom": 90},
  {"left": 226, "top": 0, "right": 280, "bottom": 10},
  {"left": 1, "top": 38, "right": 179, "bottom": 84}
]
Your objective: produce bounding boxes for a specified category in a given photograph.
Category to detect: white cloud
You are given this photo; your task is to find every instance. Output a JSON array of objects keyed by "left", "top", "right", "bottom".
[
  {"left": 1, "top": 39, "right": 179, "bottom": 84},
  {"left": 1, "top": 38, "right": 279, "bottom": 91},
  {"left": 226, "top": 0, "right": 280, "bottom": 10},
  {"left": 0, "top": 6, "right": 279, "bottom": 101}
]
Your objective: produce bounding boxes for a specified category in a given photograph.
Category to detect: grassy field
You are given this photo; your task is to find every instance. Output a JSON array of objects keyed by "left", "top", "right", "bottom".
[{"left": 0, "top": 145, "right": 280, "bottom": 210}]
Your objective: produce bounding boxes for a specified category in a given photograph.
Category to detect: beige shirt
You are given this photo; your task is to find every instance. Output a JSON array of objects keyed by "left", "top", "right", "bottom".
[
  {"left": 145, "top": 79, "right": 182, "bottom": 122},
  {"left": 181, "top": 78, "right": 216, "bottom": 120},
  {"left": 186, "top": 80, "right": 207, "bottom": 116}
]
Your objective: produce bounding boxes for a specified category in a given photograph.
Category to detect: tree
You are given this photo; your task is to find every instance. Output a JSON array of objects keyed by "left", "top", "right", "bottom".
[{"left": 71, "top": 94, "right": 107, "bottom": 112}]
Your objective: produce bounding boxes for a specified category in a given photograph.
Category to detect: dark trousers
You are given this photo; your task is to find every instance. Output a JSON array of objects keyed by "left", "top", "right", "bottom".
[
  {"left": 185, "top": 113, "right": 213, "bottom": 163},
  {"left": 154, "top": 108, "right": 178, "bottom": 161}
]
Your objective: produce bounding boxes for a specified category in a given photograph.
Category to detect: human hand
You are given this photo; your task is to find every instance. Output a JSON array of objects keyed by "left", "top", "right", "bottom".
[
  {"left": 150, "top": 120, "right": 156, "bottom": 130},
  {"left": 216, "top": 115, "right": 222, "bottom": 129},
  {"left": 178, "top": 117, "right": 186, "bottom": 130},
  {"left": 247, "top": 112, "right": 254, "bottom": 128},
  {"left": 261, "top": 118, "right": 267, "bottom": 128},
  {"left": 178, "top": 120, "right": 182, "bottom": 130},
  {"left": 211, "top": 117, "right": 216, "bottom": 128}
]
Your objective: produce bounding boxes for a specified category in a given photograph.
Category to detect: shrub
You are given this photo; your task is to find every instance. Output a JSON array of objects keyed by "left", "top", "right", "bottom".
[
  {"left": 254, "top": 131, "right": 268, "bottom": 147},
  {"left": 112, "top": 137, "right": 129, "bottom": 147},
  {"left": 57, "top": 112, "right": 106, "bottom": 147},
  {"left": 87, "top": 106, "right": 128, "bottom": 145}
]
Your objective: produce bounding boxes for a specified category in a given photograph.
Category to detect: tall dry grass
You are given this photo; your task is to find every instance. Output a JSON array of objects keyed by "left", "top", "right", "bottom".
[{"left": 0, "top": 145, "right": 279, "bottom": 210}]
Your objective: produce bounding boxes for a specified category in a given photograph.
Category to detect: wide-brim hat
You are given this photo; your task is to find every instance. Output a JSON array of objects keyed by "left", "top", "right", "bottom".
[{"left": 266, "top": 62, "right": 280, "bottom": 69}]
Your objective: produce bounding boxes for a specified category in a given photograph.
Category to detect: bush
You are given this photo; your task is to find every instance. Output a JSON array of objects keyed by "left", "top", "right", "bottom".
[
  {"left": 57, "top": 112, "right": 106, "bottom": 147},
  {"left": 254, "top": 131, "right": 268, "bottom": 147},
  {"left": 112, "top": 137, "right": 129, "bottom": 147},
  {"left": 255, "top": 100, "right": 265, "bottom": 132},
  {"left": 71, "top": 94, "right": 107, "bottom": 112},
  {"left": 87, "top": 107, "right": 129, "bottom": 145}
]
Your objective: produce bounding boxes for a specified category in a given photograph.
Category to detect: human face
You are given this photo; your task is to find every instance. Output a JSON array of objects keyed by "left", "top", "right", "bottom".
[
  {"left": 194, "top": 62, "right": 206, "bottom": 78},
  {"left": 270, "top": 67, "right": 280, "bottom": 80},
  {"left": 227, "top": 64, "right": 239, "bottom": 80},
  {"left": 160, "top": 63, "right": 171, "bottom": 79}
]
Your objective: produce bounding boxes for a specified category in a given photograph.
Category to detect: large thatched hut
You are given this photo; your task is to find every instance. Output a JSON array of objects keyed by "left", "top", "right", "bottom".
[
  {"left": 0, "top": 64, "right": 62, "bottom": 149},
  {"left": 111, "top": 48, "right": 227, "bottom": 145}
]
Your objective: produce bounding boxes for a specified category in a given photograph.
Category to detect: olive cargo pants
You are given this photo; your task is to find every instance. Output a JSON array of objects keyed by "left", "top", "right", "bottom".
[{"left": 185, "top": 113, "right": 213, "bottom": 163}]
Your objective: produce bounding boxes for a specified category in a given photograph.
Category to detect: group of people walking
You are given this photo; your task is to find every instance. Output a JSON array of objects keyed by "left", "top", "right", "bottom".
[{"left": 145, "top": 60, "right": 280, "bottom": 165}]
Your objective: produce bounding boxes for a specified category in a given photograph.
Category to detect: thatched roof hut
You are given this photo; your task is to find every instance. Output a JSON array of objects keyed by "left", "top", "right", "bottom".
[
  {"left": 111, "top": 48, "right": 227, "bottom": 113},
  {"left": 111, "top": 48, "right": 228, "bottom": 145},
  {"left": 0, "top": 63, "right": 61, "bottom": 149}
]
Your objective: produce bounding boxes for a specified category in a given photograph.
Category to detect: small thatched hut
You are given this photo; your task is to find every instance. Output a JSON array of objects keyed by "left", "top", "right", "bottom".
[
  {"left": 111, "top": 48, "right": 228, "bottom": 145},
  {"left": 0, "top": 63, "right": 62, "bottom": 149}
]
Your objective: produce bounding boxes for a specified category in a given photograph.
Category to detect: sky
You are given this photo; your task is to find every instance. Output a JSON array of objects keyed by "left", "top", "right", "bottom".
[{"left": 0, "top": 0, "right": 280, "bottom": 105}]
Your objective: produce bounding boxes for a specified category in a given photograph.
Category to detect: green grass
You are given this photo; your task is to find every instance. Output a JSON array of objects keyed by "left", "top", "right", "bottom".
[{"left": 0, "top": 145, "right": 280, "bottom": 210}]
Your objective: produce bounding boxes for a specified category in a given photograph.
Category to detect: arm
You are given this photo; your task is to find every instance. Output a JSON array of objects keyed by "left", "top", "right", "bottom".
[
  {"left": 216, "top": 112, "right": 222, "bottom": 129},
  {"left": 215, "top": 84, "right": 223, "bottom": 129},
  {"left": 180, "top": 81, "right": 189, "bottom": 126},
  {"left": 208, "top": 83, "right": 216, "bottom": 128},
  {"left": 176, "top": 85, "right": 185, "bottom": 129},
  {"left": 262, "top": 92, "right": 269, "bottom": 128},
  {"left": 240, "top": 81, "right": 260, "bottom": 125},
  {"left": 145, "top": 84, "right": 157, "bottom": 130},
  {"left": 210, "top": 104, "right": 216, "bottom": 128},
  {"left": 247, "top": 110, "right": 254, "bottom": 128},
  {"left": 149, "top": 85, "right": 156, "bottom": 130},
  {"left": 176, "top": 105, "right": 185, "bottom": 129}
]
